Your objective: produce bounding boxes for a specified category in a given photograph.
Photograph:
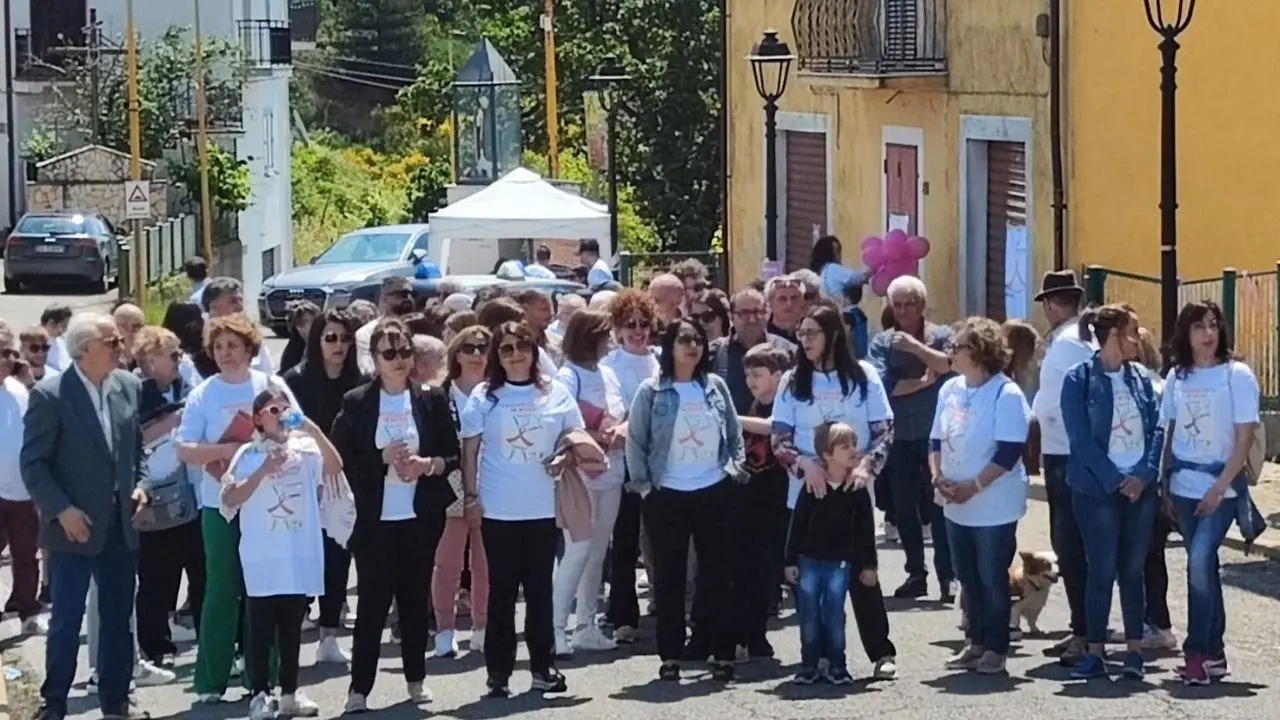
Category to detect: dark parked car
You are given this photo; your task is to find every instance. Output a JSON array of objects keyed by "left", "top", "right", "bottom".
[
  {"left": 257, "top": 223, "right": 431, "bottom": 336},
  {"left": 4, "top": 212, "right": 122, "bottom": 294},
  {"left": 348, "top": 274, "right": 588, "bottom": 306}
]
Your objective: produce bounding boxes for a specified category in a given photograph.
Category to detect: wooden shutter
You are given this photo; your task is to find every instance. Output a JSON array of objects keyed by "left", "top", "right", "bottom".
[
  {"left": 784, "top": 131, "right": 827, "bottom": 272},
  {"left": 985, "top": 141, "right": 1027, "bottom": 321}
]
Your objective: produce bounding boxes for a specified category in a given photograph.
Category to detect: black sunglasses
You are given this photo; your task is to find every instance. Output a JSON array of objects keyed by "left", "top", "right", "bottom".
[
  {"left": 378, "top": 348, "right": 413, "bottom": 361},
  {"left": 675, "top": 333, "right": 703, "bottom": 347},
  {"left": 322, "top": 332, "right": 353, "bottom": 344},
  {"left": 623, "top": 319, "right": 652, "bottom": 331},
  {"left": 26, "top": 344, "right": 50, "bottom": 354},
  {"left": 692, "top": 311, "right": 719, "bottom": 325},
  {"left": 459, "top": 342, "right": 488, "bottom": 357},
  {"left": 498, "top": 339, "right": 534, "bottom": 358}
]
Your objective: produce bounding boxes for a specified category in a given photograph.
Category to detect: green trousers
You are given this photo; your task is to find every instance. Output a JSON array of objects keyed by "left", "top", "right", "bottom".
[{"left": 193, "top": 509, "right": 277, "bottom": 695}]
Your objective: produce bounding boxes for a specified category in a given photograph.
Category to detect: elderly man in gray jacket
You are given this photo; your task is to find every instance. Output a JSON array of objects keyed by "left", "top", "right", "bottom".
[{"left": 21, "top": 312, "right": 150, "bottom": 720}]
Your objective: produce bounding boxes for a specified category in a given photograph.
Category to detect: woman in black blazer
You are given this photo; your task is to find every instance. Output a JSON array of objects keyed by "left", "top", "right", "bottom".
[{"left": 330, "top": 318, "right": 458, "bottom": 713}]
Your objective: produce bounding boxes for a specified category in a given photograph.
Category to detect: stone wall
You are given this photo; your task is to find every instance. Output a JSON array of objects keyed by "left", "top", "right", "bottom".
[{"left": 24, "top": 145, "right": 167, "bottom": 228}]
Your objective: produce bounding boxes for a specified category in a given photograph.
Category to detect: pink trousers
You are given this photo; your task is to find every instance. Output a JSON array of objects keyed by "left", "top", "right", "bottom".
[{"left": 432, "top": 517, "right": 488, "bottom": 630}]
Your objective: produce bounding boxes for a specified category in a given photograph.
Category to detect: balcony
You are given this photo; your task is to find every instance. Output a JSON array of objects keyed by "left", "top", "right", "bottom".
[
  {"left": 792, "top": 0, "right": 946, "bottom": 81},
  {"left": 238, "top": 20, "right": 293, "bottom": 68},
  {"left": 13, "top": 27, "right": 82, "bottom": 81},
  {"left": 289, "top": 0, "right": 320, "bottom": 45}
]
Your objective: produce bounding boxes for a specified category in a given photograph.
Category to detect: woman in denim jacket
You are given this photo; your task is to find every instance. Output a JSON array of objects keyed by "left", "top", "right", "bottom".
[
  {"left": 625, "top": 318, "right": 744, "bottom": 683},
  {"left": 1059, "top": 304, "right": 1164, "bottom": 681}
]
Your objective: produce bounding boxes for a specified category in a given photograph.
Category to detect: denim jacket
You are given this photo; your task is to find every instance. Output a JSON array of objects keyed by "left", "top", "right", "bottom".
[
  {"left": 624, "top": 373, "right": 745, "bottom": 496},
  {"left": 1060, "top": 354, "right": 1164, "bottom": 497}
]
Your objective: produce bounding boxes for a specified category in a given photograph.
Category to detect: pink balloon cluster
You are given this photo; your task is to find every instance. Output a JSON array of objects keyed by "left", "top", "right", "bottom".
[{"left": 860, "top": 230, "right": 931, "bottom": 297}]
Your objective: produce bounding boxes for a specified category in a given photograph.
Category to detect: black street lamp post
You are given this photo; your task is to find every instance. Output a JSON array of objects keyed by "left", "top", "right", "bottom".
[
  {"left": 748, "top": 29, "right": 794, "bottom": 271},
  {"left": 1143, "top": 0, "right": 1196, "bottom": 353},
  {"left": 590, "top": 55, "right": 631, "bottom": 257}
]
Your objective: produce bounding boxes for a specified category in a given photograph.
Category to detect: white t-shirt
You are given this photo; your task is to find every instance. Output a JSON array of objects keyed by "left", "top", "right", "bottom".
[
  {"left": 231, "top": 435, "right": 325, "bottom": 598},
  {"left": 931, "top": 374, "right": 1031, "bottom": 527},
  {"left": 253, "top": 345, "right": 274, "bottom": 375},
  {"left": 1032, "top": 319, "right": 1096, "bottom": 455},
  {"left": 601, "top": 347, "right": 660, "bottom": 408},
  {"left": 771, "top": 363, "right": 894, "bottom": 508},
  {"left": 46, "top": 337, "right": 69, "bottom": 373},
  {"left": 1106, "top": 371, "right": 1145, "bottom": 473},
  {"left": 177, "top": 370, "right": 298, "bottom": 508},
  {"left": 555, "top": 363, "right": 626, "bottom": 489},
  {"left": 588, "top": 258, "right": 613, "bottom": 290},
  {"left": 356, "top": 320, "right": 378, "bottom": 375},
  {"left": 524, "top": 263, "right": 557, "bottom": 279},
  {"left": 661, "top": 381, "right": 724, "bottom": 492},
  {"left": 375, "top": 390, "right": 419, "bottom": 521},
  {"left": 179, "top": 354, "right": 203, "bottom": 388},
  {"left": 819, "top": 262, "right": 865, "bottom": 301},
  {"left": 0, "top": 378, "right": 29, "bottom": 501},
  {"left": 460, "top": 381, "right": 584, "bottom": 520},
  {"left": 537, "top": 349, "right": 559, "bottom": 379},
  {"left": 1161, "top": 361, "right": 1260, "bottom": 500}
]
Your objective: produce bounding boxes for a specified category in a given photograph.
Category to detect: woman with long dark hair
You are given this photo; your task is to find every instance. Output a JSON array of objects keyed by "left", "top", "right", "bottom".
[
  {"left": 278, "top": 301, "right": 320, "bottom": 375},
  {"left": 282, "top": 309, "right": 364, "bottom": 664},
  {"left": 810, "top": 235, "right": 867, "bottom": 303},
  {"left": 1160, "top": 300, "right": 1261, "bottom": 684},
  {"left": 771, "top": 303, "right": 899, "bottom": 680},
  {"left": 162, "top": 301, "right": 213, "bottom": 383},
  {"left": 627, "top": 318, "right": 744, "bottom": 682},
  {"left": 460, "top": 321, "right": 583, "bottom": 697}
]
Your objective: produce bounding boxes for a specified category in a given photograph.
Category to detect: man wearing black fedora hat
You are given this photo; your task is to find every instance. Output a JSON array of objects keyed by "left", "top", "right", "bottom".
[{"left": 1031, "top": 270, "right": 1098, "bottom": 663}]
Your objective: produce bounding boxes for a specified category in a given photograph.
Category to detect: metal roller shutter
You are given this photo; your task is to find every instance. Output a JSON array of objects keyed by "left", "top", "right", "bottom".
[
  {"left": 784, "top": 131, "right": 827, "bottom": 272},
  {"left": 985, "top": 141, "right": 1028, "bottom": 321}
]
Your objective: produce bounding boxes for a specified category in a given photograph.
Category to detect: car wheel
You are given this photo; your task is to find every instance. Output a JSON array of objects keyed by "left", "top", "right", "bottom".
[
  {"left": 3, "top": 276, "right": 19, "bottom": 295},
  {"left": 91, "top": 262, "right": 109, "bottom": 295}
]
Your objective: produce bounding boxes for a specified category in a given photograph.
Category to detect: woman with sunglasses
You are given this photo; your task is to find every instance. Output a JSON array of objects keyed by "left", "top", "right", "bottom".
[
  {"left": 460, "top": 321, "right": 584, "bottom": 697},
  {"left": 552, "top": 310, "right": 626, "bottom": 656},
  {"left": 221, "top": 386, "right": 342, "bottom": 719},
  {"left": 601, "top": 290, "right": 661, "bottom": 643},
  {"left": 432, "top": 325, "right": 494, "bottom": 658},
  {"left": 690, "top": 289, "right": 731, "bottom": 343},
  {"left": 772, "top": 303, "right": 899, "bottom": 681},
  {"left": 331, "top": 318, "right": 459, "bottom": 713},
  {"left": 282, "top": 309, "right": 364, "bottom": 665},
  {"left": 627, "top": 318, "right": 744, "bottom": 682}
]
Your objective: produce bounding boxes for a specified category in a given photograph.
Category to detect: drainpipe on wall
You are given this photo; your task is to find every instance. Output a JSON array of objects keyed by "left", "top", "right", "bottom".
[{"left": 1048, "top": 0, "right": 1066, "bottom": 270}]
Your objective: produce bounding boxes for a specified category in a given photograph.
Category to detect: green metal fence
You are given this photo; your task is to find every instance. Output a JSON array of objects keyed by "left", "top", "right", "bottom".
[
  {"left": 1084, "top": 263, "right": 1280, "bottom": 402},
  {"left": 616, "top": 251, "right": 726, "bottom": 289}
]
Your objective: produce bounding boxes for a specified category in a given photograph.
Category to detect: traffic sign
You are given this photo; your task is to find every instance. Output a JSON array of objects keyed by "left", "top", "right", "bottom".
[{"left": 124, "top": 180, "right": 151, "bottom": 220}]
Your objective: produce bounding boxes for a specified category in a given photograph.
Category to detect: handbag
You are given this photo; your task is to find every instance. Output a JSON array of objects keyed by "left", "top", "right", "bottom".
[
  {"left": 444, "top": 381, "right": 466, "bottom": 518},
  {"left": 1227, "top": 361, "right": 1267, "bottom": 486},
  {"left": 135, "top": 434, "right": 200, "bottom": 532}
]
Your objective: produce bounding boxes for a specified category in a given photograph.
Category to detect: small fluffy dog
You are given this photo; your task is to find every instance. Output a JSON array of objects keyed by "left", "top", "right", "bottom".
[{"left": 958, "top": 550, "right": 1059, "bottom": 640}]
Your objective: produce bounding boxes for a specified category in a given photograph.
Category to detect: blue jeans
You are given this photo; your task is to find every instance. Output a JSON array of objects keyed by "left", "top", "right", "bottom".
[
  {"left": 43, "top": 520, "right": 138, "bottom": 714},
  {"left": 1173, "top": 494, "right": 1236, "bottom": 656},
  {"left": 795, "top": 557, "right": 851, "bottom": 671},
  {"left": 946, "top": 520, "right": 1017, "bottom": 655},
  {"left": 1072, "top": 487, "right": 1159, "bottom": 644}
]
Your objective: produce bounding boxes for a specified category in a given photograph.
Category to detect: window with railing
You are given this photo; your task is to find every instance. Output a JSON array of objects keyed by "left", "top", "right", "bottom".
[
  {"left": 238, "top": 20, "right": 293, "bottom": 67},
  {"left": 12, "top": 26, "right": 82, "bottom": 78},
  {"left": 791, "top": 0, "right": 947, "bottom": 75}
]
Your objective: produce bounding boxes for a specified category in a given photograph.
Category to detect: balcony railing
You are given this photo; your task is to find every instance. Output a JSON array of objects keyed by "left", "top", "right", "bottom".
[
  {"left": 289, "top": 0, "right": 320, "bottom": 44},
  {"left": 792, "top": 0, "right": 947, "bottom": 75},
  {"left": 13, "top": 26, "right": 83, "bottom": 79},
  {"left": 238, "top": 19, "right": 293, "bottom": 67}
]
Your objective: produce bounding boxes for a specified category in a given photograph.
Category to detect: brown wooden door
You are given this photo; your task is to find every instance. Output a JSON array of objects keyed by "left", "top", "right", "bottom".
[
  {"left": 784, "top": 131, "right": 827, "bottom": 272},
  {"left": 985, "top": 141, "right": 1027, "bottom": 321},
  {"left": 885, "top": 143, "right": 918, "bottom": 235}
]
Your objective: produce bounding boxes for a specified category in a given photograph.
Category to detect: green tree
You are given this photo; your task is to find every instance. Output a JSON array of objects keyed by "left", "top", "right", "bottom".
[{"left": 319, "top": 0, "right": 426, "bottom": 70}]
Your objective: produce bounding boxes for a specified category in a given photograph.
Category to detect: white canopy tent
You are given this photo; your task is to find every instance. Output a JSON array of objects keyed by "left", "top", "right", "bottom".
[{"left": 428, "top": 167, "right": 611, "bottom": 242}]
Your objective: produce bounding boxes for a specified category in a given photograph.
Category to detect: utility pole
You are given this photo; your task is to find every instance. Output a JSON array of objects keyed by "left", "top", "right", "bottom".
[
  {"left": 193, "top": 0, "right": 213, "bottom": 265},
  {"left": 541, "top": 0, "right": 559, "bottom": 177},
  {"left": 125, "top": 0, "right": 146, "bottom": 306},
  {"left": 53, "top": 11, "right": 122, "bottom": 146}
]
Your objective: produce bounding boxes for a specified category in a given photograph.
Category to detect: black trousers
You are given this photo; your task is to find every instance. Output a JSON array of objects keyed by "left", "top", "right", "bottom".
[
  {"left": 136, "top": 519, "right": 205, "bottom": 663},
  {"left": 482, "top": 518, "right": 559, "bottom": 680},
  {"left": 1043, "top": 454, "right": 1088, "bottom": 637},
  {"left": 646, "top": 480, "right": 735, "bottom": 663},
  {"left": 1145, "top": 509, "right": 1173, "bottom": 630},
  {"left": 607, "top": 490, "right": 644, "bottom": 629},
  {"left": 730, "top": 476, "right": 787, "bottom": 647},
  {"left": 350, "top": 520, "right": 433, "bottom": 696},
  {"left": 247, "top": 594, "right": 307, "bottom": 695},
  {"left": 849, "top": 576, "right": 897, "bottom": 662},
  {"left": 885, "top": 438, "right": 951, "bottom": 583},
  {"left": 317, "top": 536, "right": 351, "bottom": 629}
]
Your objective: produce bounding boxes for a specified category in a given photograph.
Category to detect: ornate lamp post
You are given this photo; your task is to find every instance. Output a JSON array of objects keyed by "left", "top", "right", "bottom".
[
  {"left": 1143, "top": 0, "right": 1196, "bottom": 354},
  {"left": 748, "top": 29, "right": 794, "bottom": 274},
  {"left": 589, "top": 55, "right": 631, "bottom": 256}
]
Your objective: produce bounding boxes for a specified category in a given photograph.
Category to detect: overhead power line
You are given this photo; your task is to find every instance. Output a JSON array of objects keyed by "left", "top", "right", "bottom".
[
  {"left": 295, "top": 64, "right": 407, "bottom": 91},
  {"left": 304, "top": 51, "right": 421, "bottom": 72},
  {"left": 295, "top": 61, "right": 416, "bottom": 84}
]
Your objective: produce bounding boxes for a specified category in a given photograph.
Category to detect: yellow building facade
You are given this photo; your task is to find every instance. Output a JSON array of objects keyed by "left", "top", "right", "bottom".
[
  {"left": 728, "top": 0, "right": 1056, "bottom": 323},
  {"left": 1066, "top": 1, "right": 1280, "bottom": 278}
]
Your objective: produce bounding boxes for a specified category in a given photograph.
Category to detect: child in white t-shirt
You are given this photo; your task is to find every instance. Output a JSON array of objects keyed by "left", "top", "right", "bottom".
[{"left": 221, "top": 387, "right": 343, "bottom": 720}]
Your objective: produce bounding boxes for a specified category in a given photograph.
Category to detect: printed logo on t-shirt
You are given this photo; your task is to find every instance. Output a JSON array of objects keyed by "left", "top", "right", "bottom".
[
  {"left": 1110, "top": 387, "right": 1143, "bottom": 454},
  {"left": 939, "top": 394, "right": 971, "bottom": 454},
  {"left": 674, "top": 398, "right": 716, "bottom": 462},
  {"left": 501, "top": 400, "right": 545, "bottom": 463},
  {"left": 1177, "top": 388, "right": 1215, "bottom": 453},
  {"left": 813, "top": 386, "right": 847, "bottom": 424},
  {"left": 266, "top": 479, "right": 306, "bottom": 532}
]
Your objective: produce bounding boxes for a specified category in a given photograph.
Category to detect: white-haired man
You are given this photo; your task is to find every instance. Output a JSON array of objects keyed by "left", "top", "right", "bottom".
[
  {"left": 764, "top": 273, "right": 814, "bottom": 343},
  {"left": 866, "top": 275, "right": 956, "bottom": 603},
  {"left": 22, "top": 312, "right": 152, "bottom": 720}
]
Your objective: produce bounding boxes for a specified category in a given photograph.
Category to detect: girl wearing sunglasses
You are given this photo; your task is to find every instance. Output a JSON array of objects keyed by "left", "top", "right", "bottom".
[
  {"left": 282, "top": 309, "right": 364, "bottom": 664},
  {"left": 220, "top": 387, "right": 342, "bottom": 719},
  {"left": 330, "top": 318, "right": 460, "bottom": 712},
  {"left": 460, "top": 320, "right": 584, "bottom": 697},
  {"left": 432, "top": 325, "right": 494, "bottom": 659}
]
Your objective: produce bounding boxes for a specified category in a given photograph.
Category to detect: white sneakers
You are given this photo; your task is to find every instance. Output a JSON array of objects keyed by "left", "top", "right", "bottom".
[
  {"left": 316, "top": 634, "right": 350, "bottom": 664},
  {"left": 1143, "top": 625, "right": 1178, "bottom": 650},
  {"left": 344, "top": 693, "right": 368, "bottom": 714},
  {"left": 435, "top": 629, "right": 459, "bottom": 658},
  {"left": 249, "top": 692, "right": 277, "bottom": 720},
  {"left": 280, "top": 691, "right": 320, "bottom": 716},
  {"left": 470, "top": 628, "right": 486, "bottom": 654},
  {"left": 407, "top": 681, "right": 433, "bottom": 704},
  {"left": 554, "top": 628, "right": 573, "bottom": 657},
  {"left": 133, "top": 659, "right": 176, "bottom": 687},
  {"left": 572, "top": 626, "right": 617, "bottom": 652}
]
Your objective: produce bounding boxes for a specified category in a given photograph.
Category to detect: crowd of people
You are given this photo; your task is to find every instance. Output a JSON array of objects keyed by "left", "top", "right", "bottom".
[{"left": 0, "top": 239, "right": 1264, "bottom": 719}]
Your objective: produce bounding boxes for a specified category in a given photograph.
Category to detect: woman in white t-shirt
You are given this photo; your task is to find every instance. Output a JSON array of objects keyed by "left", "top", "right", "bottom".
[
  {"left": 1160, "top": 300, "right": 1261, "bottom": 685},
  {"left": 600, "top": 290, "right": 661, "bottom": 642},
  {"left": 771, "top": 303, "right": 898, "bottom": 679},
  {"left": 220, "top": 387, "right": 341, "bottom": 719},
  {"left": 551, "top": 310, "right": 627, "bottom": 656},
  {"left": 176, "top": 314, "right": 300, "bottom": 703},
  {"left": 929, "top": 317, "right": 1031, "bottom": 676},
  {"left": 460, "top": 320, "right": 584, "bottom": 698}
]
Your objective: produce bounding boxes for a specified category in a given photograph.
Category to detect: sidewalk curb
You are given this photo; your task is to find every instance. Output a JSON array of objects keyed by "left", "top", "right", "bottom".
[{"left": 1027, "top": 479, "right": 1280, "bottom": 562}]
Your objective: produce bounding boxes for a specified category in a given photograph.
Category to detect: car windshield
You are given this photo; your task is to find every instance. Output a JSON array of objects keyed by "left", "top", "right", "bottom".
[
  {"left": 313, "top": 231, "right": 411, "bottom": 264},
  {"left": 17, "top": 215, "right": 90, "bottom": 235}
]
